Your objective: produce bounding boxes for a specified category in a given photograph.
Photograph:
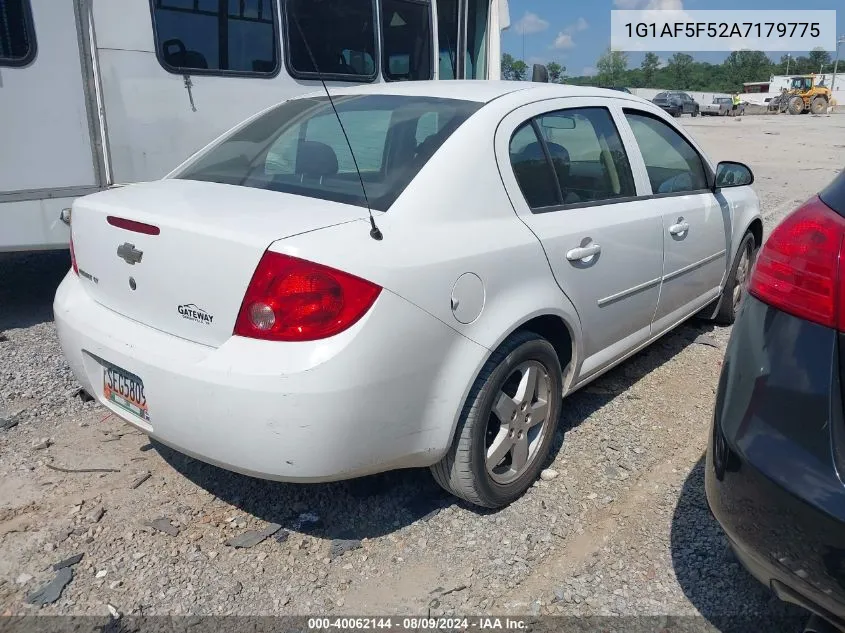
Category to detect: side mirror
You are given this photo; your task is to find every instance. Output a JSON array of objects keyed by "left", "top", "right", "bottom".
[
  {"left": 532, "top": 64, "right": 549, "bottom": 83},
  {"left": 714, "top": 161, "right": 753, "bottom": 190}
]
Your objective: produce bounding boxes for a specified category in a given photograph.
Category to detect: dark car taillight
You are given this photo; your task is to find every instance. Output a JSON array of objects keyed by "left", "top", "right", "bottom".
[
  {"left": 233, "top": 252, "right": 382, "bottom": 342},
  {"left": 748, "top": 196, "right": 845, "bottom": 329}
]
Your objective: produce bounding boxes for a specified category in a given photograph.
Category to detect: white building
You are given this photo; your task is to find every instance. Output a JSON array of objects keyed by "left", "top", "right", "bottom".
[{"left": 742, "top": 73, "right": 845, "bottom": 105}]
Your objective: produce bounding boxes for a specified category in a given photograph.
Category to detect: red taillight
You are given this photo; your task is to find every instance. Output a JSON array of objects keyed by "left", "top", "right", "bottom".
[
  {"left": 107, "top": 216, "right": 160, "bottom": 235},
  {"left": 233, "top": 252, "right": 382, "bottom": 342},
  {"left": 69, "top": 232, "right": 79, "bottom": 275},
  {"left": 748, "top": 196, "right": 845, "bottom": 329}
]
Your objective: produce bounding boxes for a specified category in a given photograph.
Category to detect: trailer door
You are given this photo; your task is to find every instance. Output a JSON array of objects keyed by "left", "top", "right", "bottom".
[{"left": 0, "top": 0, "right": 102, "bottom": 197}]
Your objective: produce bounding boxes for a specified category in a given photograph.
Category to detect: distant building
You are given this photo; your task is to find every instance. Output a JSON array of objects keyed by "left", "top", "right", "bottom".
[
  {"left": 742, "top": 81, "right": 771, "bottom": 94},
  {"left": 742, "top": 73, "right": 845, "bottom": 105}
]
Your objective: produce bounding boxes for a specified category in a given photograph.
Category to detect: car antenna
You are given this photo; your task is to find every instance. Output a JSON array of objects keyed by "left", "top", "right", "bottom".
[{"left": 288, "top": 6, "right": 382, "bottom": 241}]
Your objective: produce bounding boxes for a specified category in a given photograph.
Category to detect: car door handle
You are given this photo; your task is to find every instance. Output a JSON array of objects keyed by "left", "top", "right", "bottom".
[
  {"left": 566, "top": 244, "right": 601, "bottom": 261},
  {"left": 669, "top": 221, "right": 690, "bottom": 236}
]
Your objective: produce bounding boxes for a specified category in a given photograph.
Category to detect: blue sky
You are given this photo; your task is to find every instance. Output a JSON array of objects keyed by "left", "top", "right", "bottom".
[{"left": 501, "top": 0, "right": 845, "bottom": 76}]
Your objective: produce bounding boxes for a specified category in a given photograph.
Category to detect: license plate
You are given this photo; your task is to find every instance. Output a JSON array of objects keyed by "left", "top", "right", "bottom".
[{"left": 103, "top": 364, "right": 149, "bottom": 422}]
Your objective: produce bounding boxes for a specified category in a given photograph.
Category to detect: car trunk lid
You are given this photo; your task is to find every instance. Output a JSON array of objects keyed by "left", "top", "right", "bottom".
[{"left": 71, "top": 179, "right": 366, "bottom": 347}]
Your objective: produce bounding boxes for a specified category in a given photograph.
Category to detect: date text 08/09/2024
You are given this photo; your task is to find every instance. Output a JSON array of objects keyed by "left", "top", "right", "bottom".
[{"left": 307, "top": 617, "right": 529, "bottom": 631}]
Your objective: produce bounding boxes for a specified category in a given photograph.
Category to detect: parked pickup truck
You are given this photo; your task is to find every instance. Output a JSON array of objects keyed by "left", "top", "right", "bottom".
[{"left": 701, "top": 97, "right": 733, "bottom": 116}]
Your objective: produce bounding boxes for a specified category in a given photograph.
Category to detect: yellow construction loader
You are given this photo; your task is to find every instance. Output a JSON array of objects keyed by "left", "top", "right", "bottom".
[{"left": 778, "top": 74, "right": 833, "bottom": 115}]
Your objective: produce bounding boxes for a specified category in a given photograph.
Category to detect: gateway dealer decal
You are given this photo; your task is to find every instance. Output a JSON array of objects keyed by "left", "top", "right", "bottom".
[{"left": 178, "top": 304, "right": 214, "bottom": 325}]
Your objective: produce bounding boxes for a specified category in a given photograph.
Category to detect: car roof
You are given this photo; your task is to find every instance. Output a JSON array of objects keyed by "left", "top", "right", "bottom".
[{"left": 298, "top": 80, "right": 652, "bottom": 105}]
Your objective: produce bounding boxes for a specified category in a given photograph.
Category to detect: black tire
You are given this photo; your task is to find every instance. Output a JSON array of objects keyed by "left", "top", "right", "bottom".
[
  {"left": 811, "top": 96, "right": 827, "bottom": 114},
  {"left": 787, "top": 96, "right": 804, "bottom": 115},
  {"left": 692, "top": 107, "right": 699, "bottom": 117},
  {"left": 673, "top": 109, "right": 682, "bottom": 118},
  {"left": 431, "top": 331, "right": 563, "bottom": 508},
  {"left": 714, "top": 231, "right": 757, "bottom": 325}
]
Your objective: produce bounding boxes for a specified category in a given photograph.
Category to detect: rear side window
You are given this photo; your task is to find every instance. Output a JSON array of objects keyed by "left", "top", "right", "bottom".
[
  {"left": 284, "top": 0, "right": 377, "bottom": 81},
  {"left": 624, "top": 111, "right": 708, "bottom": 195},
  {"left": 535, "top": 108, "right": 635, "bottom": 205},
  {"left": 509, "top": 107, "right": 635, "bottom": 210},
  {"left": 509, "top": 123, "right": 559, "bottom": 209},
  {"left": 0, "top": 0, "right": 36, "bottom": 67},
  {"left": 151, "top": 0, "right": 279, "bottom": 75},
  {"left": 381, "top": 0, "right": 432, "bottom": 81},
  {"left": 175, "top": 94, "right": 481, "bottom": 211}
]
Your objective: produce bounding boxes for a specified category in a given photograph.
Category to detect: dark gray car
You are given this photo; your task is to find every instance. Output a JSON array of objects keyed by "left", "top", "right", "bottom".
[{"left": 652, "top": 91, "right": 700, "bottom": 117}]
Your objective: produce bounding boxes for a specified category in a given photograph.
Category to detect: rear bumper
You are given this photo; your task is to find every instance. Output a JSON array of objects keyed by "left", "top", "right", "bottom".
[
  {"left": 54, "top": 273, "right": 487, "bottom": 481},
  {"left": 655, "top": 104, "right": 680, "bottom": 115},
  {"left": 706, "top": 296, "right": 845, "bottom": 625}
]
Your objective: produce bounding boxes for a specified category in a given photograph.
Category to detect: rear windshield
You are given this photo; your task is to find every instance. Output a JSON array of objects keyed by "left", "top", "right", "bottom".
[
  {"left": 173, "top": 94, "right": 481, "bottom": 211},
  {"left": 655, "top": 92, "right": 667, "bottom": 99}
]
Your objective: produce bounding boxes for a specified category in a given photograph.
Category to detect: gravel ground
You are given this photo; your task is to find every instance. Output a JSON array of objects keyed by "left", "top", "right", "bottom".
[{"left": 1, "top": 113, "right": 843, "bottom": 628}]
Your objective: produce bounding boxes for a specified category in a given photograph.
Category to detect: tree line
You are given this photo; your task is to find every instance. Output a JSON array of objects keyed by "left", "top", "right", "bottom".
[{"left": 501, "top": 49, "right": 836, "bottom": 92}]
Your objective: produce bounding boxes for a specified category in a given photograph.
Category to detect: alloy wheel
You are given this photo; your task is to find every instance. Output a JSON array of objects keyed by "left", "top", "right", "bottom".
[
  {"left": 733, "top": 243, "right": 752, "bottom": 312},
  {"left": 485, "top": 361, "right": 553, "bottom": 485}
]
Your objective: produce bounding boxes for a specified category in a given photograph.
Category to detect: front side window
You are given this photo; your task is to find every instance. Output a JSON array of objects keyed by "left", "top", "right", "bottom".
[
  {"left": 284, "top": 0, "right": 377, "bottom": 81},
  {"left": 381, "top": 0, "right": 432, "bottom": 81},
  {"left": 625, "top": 110, "right": 709, "bottom": 195},
  {"left": 0, "top": 0, "right": 36, "bottom": 67},
  {"left": 151, "top": 0, "right": 279, "bottom": 75},
  {"left": 176, "top": 94, "right": 480, "bottom": 210}
]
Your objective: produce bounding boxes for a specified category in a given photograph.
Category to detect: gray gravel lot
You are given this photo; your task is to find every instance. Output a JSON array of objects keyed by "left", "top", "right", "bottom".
[{"left": 1, "top": 113, "right": 843, "bottom": 628}]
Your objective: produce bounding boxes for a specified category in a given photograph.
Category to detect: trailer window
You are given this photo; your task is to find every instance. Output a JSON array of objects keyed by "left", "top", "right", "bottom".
[
  {"left": 437, "top": 0, "right": 459, "bottom": 79},
  {"left": 381, "top": 0, "right": 432, "bottom": 81},
  {"left": 150, "top": 0, "right": 279, "bottom": 76},
  {"left": 0, "top": 0, "right": 37, "bottom": 67},
  {"left": 284, "top": 0, "right": 378, "bottom": 82},
  {"left": 465, "top": 0, "right": 488, "bottom": 79}
]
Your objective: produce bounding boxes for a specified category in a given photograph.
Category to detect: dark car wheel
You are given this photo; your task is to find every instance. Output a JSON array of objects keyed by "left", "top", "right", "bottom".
[
  {"left": 714, "top": 231, "right": 757, "bottom": 325},
  {"left": 431, "top": 331, "right": 563, "bottom": 508}
]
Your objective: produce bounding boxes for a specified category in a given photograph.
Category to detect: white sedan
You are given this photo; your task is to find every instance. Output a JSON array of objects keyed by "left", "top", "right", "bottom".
[{"left": 55, "top": 81, "right": 761, "bottom": 508}]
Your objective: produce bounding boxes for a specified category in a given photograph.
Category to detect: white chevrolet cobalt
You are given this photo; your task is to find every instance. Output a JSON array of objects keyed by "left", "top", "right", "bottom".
[{"left": 55, "top": 81, "right": 761, "bottom": 508}]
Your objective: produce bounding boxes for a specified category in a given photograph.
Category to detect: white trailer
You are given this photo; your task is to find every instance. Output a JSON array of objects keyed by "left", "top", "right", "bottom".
[{"left": 0, "top": 0, "right": 509, "bottom": 252}]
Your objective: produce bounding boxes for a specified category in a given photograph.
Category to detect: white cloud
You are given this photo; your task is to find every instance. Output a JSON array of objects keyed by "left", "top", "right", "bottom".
[
  {"left": 514, "top": 12, "right": 549, "bottom": 36},
  {"left": 550, "top": 17, "right": 588, "bottom": 50},
  {"left": 657, "top": 56, "right": 667, "bottom": 68},
  {"left": 553, "top": 33, "right": 575, "bottom": 49},
  {"left": 582, "top": 66, "right": 598, "bottom": 76}
]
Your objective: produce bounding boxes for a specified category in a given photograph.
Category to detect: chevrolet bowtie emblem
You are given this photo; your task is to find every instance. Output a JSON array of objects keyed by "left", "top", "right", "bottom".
[{"left": 116, "top": 242, "right": 143, "bottom": 265}]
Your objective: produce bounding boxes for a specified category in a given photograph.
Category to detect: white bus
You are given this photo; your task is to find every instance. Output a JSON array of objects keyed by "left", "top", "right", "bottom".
[{"left": 0, "top": 0, "right": 510, "bottom": 252}]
